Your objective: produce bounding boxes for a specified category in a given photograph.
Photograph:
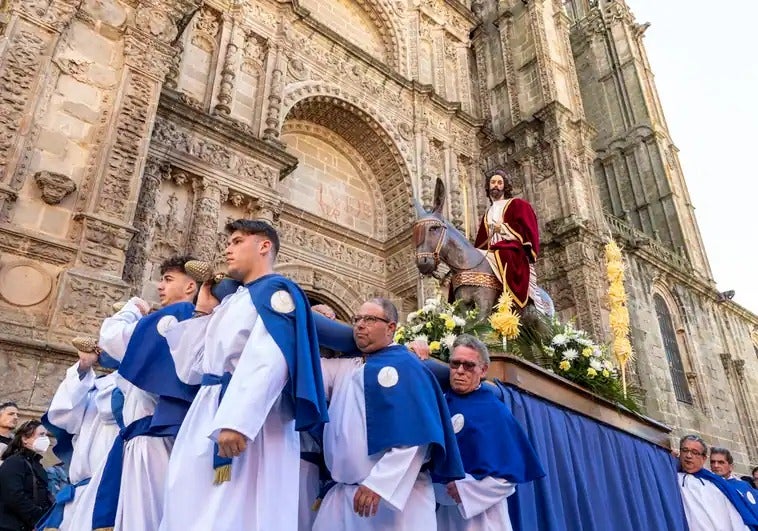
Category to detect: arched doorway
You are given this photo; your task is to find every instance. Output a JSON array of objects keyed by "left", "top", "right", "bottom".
[{"left": 274, "top": 95, "right": 417, "bottom": 314}]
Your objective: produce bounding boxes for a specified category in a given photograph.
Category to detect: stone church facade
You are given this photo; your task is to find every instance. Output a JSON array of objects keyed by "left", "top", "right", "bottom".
[{"left": 1, "top": 0, "right": 756, "bottom": 469}]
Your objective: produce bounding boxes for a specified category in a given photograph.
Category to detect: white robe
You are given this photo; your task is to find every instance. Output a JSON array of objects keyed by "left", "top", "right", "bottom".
[
  {"left": 88, "top": 298, "right": 173, "bottom": 531},
  {"left": 299, "top": 432, "right": 321, "bottom": 531},
  {"left": 435, "top": 475, "right": 516, "bottom": 531},
  {"left": 159, "top": 286, "right": 298, "bottom": 531},
  {"left": 313, "top": 358, "right": 434, "bottom": 531},
  {"left": 45, "top": 363, "right": 120, "bottom": 530},
  {"left": 679, "top": 472, "right": 749, "bottom": 531}
]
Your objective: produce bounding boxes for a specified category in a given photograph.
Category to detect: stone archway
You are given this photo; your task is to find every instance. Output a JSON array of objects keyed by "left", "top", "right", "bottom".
[
  {"left": 276, "top": 94, "right": 418, "bottom": 308},
  {"left": 275, "top": 264, "right": 361, "bottom": 321}
]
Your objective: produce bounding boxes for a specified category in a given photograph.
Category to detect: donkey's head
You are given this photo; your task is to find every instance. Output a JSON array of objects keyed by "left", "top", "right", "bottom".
[{"left": 413, "top": 178, "right": 448, "bottom": 275}]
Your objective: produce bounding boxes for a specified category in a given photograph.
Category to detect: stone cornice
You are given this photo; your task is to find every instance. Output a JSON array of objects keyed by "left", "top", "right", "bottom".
[
  {"left": 280, "top": 205, "right": 385, "bottom": 254},
  {"left": 157, "top": 90, "right": 299, "bottom": 178},
  {"left": 0, "top": 223, "right": 79, "bottom": 266}
]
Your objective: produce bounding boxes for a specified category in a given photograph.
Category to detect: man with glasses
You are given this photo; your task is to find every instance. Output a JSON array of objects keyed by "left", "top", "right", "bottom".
[
  {"left": 313, "top": 297, "right": 464, "bottom": 530},
  {"left": 434, "top": 335, "right": 544, "bottom": 531},
  {"left": 0, "top": 401, "right": 19, "bottom": 461},
  {"left": 678, "top": 434, "right": 758, "bottom": 530}
]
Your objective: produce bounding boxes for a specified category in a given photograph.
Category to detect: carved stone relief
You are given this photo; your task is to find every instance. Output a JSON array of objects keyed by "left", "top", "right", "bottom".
[{"left": 34, "top": 171, "right": 76, "bottom": 204}]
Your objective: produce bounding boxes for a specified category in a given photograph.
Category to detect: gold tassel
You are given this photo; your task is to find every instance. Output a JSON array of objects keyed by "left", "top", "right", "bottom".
[
  {"left": 94, "top": 527, "right": 115, "bottom": 531},
  {"left": 311, "top": 498, "right": 322, "bottom": 512},
  {"left": 44, "top": 528, "right": 60, "bottom": 531},
  {"left": 213, "top": 464, "right": 232, "bottom": 485}
]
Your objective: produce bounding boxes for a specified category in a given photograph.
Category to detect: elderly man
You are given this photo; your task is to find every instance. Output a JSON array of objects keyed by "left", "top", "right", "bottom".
[
  {"left": 313, "top": 297, "right": 463, "bottom": 531},
  {"left": 678, "top": 434, "right": 758, "bottom": 530},
  {"left": 434, "top": 335, "right": 544, "bottom": 531}
]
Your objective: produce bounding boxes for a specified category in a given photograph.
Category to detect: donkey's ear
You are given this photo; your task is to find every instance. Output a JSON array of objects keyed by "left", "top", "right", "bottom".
[
  {"left": 413, "top": 198, "right": 427, "bottom": 219},
  {"left": 432, "top": 178, "right": 445, "bottom": 215}
]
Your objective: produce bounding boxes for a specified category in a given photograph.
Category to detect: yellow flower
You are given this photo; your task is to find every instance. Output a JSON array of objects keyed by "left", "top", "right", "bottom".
[
  {"left": 608, "top": 283, "right": 626, "bottom": 305},
  {"left": 426, "top": 322, "right": 433, "bottom": 330},
  {"left": 429, "top": 341, "right": 441, "bottom": 352},
  {"left": 489, "top": 311, "right": 521, "bottom": 340},
  {"left": 444, "top": 316, "right": 456, "bottom": 330},
  {"left": 394, "top": 331, "right": 404, "bottom": 343},
  {"left": 587, "top": 368, "right": 597, "bottom": 377},
  {"left": 605, "top": 241, "right": 623, "bottom": 262},
  {"left": 559, "top": 360, "right": 571, "bottom": 371},
  {"left": 602, "top": 369, "right": 610, "bottom": 378},
  {"left": 606, "top": 261, "right": 624, "bottom": 282},
  {"left": 613, "top": 336, "right": 633, "bottom": 364},
  {"left": 582, "top": 347, "right": 593, "bottom": 358},
  {"left": 496, "top": 290, "right": 514, "bottom": 310}
]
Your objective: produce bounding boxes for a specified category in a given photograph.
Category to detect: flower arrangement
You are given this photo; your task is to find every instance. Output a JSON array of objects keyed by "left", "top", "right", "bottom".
[
  {"left": 396, "top": 285, "right": 639, "bottom": 411},
  {"left": 394, "top": 297, "right": 475, "bottom": 362},
  {"left": 605, "top": 240, "right": 633, "bottom": 396},
  {"left": 488, "top": 291, "right": 521, "bottom": 345},
  {"left": 543, "top": 319, "right": 638, "bottom": 411}
]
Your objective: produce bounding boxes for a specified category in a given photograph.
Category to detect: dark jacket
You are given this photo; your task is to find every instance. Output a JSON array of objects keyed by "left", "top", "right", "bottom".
[{"left": 0, "top": 449, "right": 52, "bottom": 531}]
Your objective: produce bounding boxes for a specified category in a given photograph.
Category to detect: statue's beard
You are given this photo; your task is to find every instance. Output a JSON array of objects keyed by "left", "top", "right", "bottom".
[{"left": 489, "top": 188, "right": 504, "bottom": 201}]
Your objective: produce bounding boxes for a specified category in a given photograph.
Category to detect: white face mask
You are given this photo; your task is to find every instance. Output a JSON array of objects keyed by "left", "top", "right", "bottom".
[{"left": 31, "top": 436, "right": 50, "bottom": 454}]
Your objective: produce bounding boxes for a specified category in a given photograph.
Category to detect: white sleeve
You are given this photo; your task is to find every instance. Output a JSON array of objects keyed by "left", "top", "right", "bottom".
[
  {"left": 165, "top": 315, "right": 211, "bottom": 385},
  {"left": 361, "top": 445, "right": 429, "bottom": 511},
  {"left": 46, "top": 362, "right": 96, "bottom": 435},
  {"left": 98, "top": 298, "right": 142, "bottom": 361},
  {"left": 207, "top": 317, "right": 288, "bottom": 443},
  {"left": 319, "top": 357, "right": 361, "bottom": 401},
  {"left": 456, "top": 475, "right": 516, "bottom": 519}
]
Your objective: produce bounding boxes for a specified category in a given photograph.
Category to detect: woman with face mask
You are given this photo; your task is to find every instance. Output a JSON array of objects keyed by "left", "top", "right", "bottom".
[{"left": 0, "top": 420, "right": 53, "bottom": 531}]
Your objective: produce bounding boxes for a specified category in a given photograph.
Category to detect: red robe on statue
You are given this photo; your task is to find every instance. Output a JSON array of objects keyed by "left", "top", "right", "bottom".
[{"left": 474, "top": 198, "right": 540, "bottom": 308}]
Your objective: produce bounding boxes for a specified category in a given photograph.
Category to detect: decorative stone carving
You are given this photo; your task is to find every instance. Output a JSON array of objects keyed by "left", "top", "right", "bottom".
[
  {"left": 34, "top": 171, "right": 76, "bottom": 204},
  {"left": 214, "top": 25, "right": 243, "bottom": 115},
  {"left": 189, "top": 178, "right": 224, "bottom": 261},
  {"left": 0, "top": 262, "right": 53, "bottom": 307}
]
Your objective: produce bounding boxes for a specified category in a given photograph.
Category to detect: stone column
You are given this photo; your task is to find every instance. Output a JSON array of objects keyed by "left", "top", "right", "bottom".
[
  {"left": 253, "top": 196, "right": 282, "bottom": 226},
  {"left": 262, "top": 44, "right": 285, "bottom": 141},
  {"left": 189, "top": 178, "right": 225, "bottom": 261},
  {"left": 123, "top": 158, "right": 169, "bottom": 287},
  {"left": 213, "top": 15, "right": 243, "bottom": 116}
]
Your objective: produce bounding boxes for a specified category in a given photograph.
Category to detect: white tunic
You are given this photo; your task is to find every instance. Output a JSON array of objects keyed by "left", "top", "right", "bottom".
[
  {"left": 678, "top": 472, "right": 749, "bottom": 531},
  {"left": 435, "top": 475, "right": 515, "bottom": 531},
  {"left": 313, "top": 358, "right": 434, "bottom": 531},
  {"left": 299, "top": 432, "right": 321, "bottom": 531},
  {"left": 45, "top": 363, "right": 120, "bottom": 530},
  {"left": 159, "top": 286, "right": 297, "bottom": 531},
  {"left": 93, "top": 298, "right": 173, "bottom": 531}
]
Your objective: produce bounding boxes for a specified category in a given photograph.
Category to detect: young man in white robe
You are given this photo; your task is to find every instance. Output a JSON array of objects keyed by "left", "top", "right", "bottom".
[
  {"left": 160, "top": 219, "right": 328, "bottom": 531},
  {"left": 313, "top": 297, "right": 464, "bottom": 531},
  {"left": 678, "top": 434, "right": 757, "bottom": 531},
  {"left": 91, "top": 255, "right": 199, "bottom": 531},
  {"left": 433, "top": 335, "right": 544, "bottom": 531},
  {"left": 35, "top": 346, "right": 122, "bottom": 531}
]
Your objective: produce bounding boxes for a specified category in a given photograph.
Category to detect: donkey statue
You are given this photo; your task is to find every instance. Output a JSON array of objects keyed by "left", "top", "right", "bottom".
[{"left": 414, "top": 178, "right": 553, "bottom": 320}]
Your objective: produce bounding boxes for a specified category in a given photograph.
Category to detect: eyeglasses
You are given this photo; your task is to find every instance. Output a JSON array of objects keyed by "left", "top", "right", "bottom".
[
  {"left": 449, "top": 360, "right": 480, "bottom": 372},
  {"left": 351, "top": 315, "right": 392, "bottom": 326},
  {"left": 680, "top": 448, "right": 705, "bottom": 457}
]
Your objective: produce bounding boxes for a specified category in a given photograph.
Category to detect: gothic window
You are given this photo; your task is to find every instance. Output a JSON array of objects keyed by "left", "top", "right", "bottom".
[{"left": 654, "top": 294, "right": 692, "bottom": 404}]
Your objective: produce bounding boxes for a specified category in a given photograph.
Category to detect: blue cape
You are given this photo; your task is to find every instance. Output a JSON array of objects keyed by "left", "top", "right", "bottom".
[
  {"left": 694, "top": 468, "right": 758, "bottom": 527},
  {"left": 445, "top": 386, "right": 545, "bottom": 483},
  {"left": 364, "top": 344, "right": 464, "bottom": 484},
  {"left": 246, "top": 274, "right": 328, "bottom": 431},
  {"left": 116, "top": 302, "right": 197, "bottom": 433}
]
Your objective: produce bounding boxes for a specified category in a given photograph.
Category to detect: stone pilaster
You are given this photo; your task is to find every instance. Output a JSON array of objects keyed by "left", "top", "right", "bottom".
[{"left": 189, "top": 178, "right": 225, "bottom": 261}]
